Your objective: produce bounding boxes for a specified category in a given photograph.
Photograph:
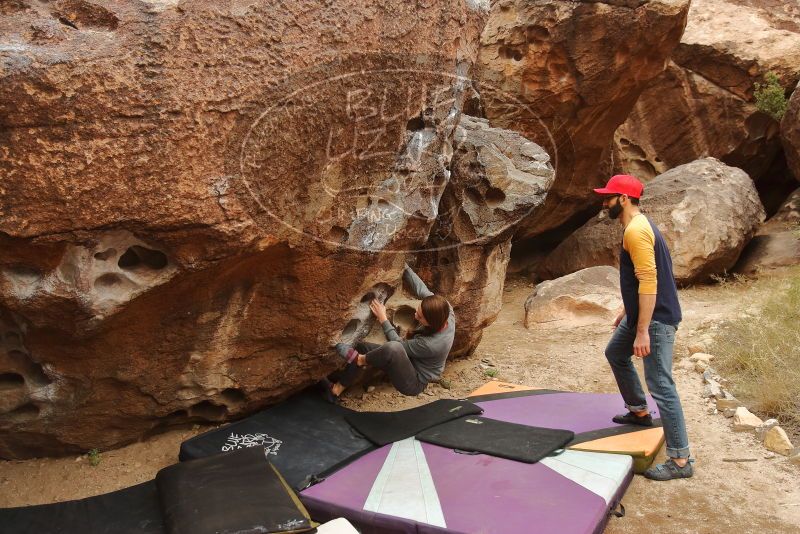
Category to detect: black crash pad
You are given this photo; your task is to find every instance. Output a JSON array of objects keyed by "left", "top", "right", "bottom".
[
  {"left": 1, "top": 447, "right": 316, "bottom": 534},
  {"left": 416, "top": 416, "right": 575, "bottom": 463},
  {"left": 156, "top": 446, "right": 314, "bottom": 534},
  {"left": 179, "top": 390, "right": 375, "bottom": 490},
  {"left": 344, "top": 399, "right": 483, "bottom": 446},
  {"left": 0, "top": 481, "right": 163, "bottom": 534}
]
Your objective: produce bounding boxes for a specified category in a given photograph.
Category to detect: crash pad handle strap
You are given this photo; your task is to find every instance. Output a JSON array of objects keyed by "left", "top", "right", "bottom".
[
  {"left": 609, "top": 502, "right": 626, "bottom": 518},
  {"left": 453, "top": 448, "right": 481, "bottom": 456}
]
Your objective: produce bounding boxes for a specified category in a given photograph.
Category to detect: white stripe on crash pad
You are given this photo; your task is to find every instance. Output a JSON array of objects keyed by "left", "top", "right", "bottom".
[
  {"left": 363, "top": 438, "right": 446, "bottom": 527},
  {"left": 540, "top": 450, "right": 632, "bottom": 504}
]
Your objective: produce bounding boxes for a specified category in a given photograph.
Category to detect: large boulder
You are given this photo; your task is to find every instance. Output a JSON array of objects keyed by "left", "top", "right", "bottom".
[
  {"left": 614, "top": 0, "right": 800, "bottom": 213},
  {"left": 771, "top": 188, "right": 800, "bottom": 226},
  {"left": 0, "top": 1, "right": 493, "bottom": 457},
  {"left": 734, "top": 188, "right": 800, "bottom": 275},
  {"left": 734, "top": 230, "right": 800, "bottom": 276},
  {"left": 783, "top": 84, "right": 800, "bottom": 182},
  {"left": 416, "top": 115, "right": 554, "bottom": 357},
  {"left": 539, "top": 158, "right": 766, "bottom": 284},
  {"left": 524, "top": 266, "right": 621, "bottom": 328},
  {"left": 476, "top": 0, "right": 690, "bottom": 239}
]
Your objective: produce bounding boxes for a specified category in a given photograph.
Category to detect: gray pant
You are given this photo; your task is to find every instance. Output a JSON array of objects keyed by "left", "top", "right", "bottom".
[
  {"left": 605, "top": 317, "right": 691, "bottom": 459},
  {"left": 339, "top": 341, "right": 426, "bottom": 396}
]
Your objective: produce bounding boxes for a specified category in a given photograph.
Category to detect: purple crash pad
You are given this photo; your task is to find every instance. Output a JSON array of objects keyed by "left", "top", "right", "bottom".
[
  {"left": 301, "top": 439, "right": 633, "bottom": 534},
  {"left": 473, "top": 391, "right": 661, "bottom": 435}
]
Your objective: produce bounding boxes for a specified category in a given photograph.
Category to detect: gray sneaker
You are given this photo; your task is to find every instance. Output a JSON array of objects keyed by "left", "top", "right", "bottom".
[{"left": 644, "top": 458, "right": 694, "bottom": 481}]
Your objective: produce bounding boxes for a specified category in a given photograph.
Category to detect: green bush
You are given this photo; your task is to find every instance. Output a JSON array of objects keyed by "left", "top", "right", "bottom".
[
  {"left": 711, "top": 269, "right": 800, "bottom": 439},
  {"left": 88, "top": 448, "right": 101, "bottom": 466},
  {"left": 753, "top": 72, "right": 788, "bottom": 121}
]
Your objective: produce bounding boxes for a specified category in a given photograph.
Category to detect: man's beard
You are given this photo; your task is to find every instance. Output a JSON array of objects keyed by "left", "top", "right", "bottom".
[{"left": 607, "top": 202, "right": 623, "bottom": 220}]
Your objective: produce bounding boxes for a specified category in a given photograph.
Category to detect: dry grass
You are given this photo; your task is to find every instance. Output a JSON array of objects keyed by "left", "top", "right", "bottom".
[{"left": 711, "top": 267, "right": 800, "bottom": 441}]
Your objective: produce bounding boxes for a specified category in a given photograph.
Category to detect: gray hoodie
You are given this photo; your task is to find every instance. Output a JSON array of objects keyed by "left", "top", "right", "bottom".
[{"left": 380, "top": 265, "right": 455, "bottom": 383}]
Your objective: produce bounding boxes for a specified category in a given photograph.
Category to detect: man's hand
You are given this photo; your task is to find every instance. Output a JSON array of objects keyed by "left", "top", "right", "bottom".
[
  {"left": 369, "top": 299, "right": 388, "bottom": 323},
  {"left": 633, "top": 330, "right": 651, "bottom": 358},
  {"left": 612, "top": 310, "right": 625, "bottom": 330}
]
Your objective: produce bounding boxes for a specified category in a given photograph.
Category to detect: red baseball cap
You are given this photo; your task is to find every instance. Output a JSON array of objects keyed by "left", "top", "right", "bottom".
[{"left": 593, "top": 174, "right": 644, "bottom": 199}]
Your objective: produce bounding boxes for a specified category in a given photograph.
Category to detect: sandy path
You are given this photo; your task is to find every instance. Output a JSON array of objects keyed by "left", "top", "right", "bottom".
[{"left": 1, "top": 274, "right": 798, "bottom": 533}]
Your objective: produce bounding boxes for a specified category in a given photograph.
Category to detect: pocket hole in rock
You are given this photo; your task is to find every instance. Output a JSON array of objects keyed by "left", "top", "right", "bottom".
[
  {"left": 56, "top": 16, "right": 79, "bottom": 29},
  {"left": 52, "top": 2, "right": 119, "bottom": 31},
  {"left": 6, "top": 265, "right": 40, "bottom": 283},
  {"left": 4, "top": 402, "right": 40, "bottom": 422},
  {"left": 4, "top": 331, "right": 21, "bottom": 346},
  {"left": 118, "top": 246, "right": 168, "bottom": 271},
  {"left": 406, "top": 116, "right": 425, "bottom": 131},
  {"left": 360, "top": 292, "right": 376, "bottom": 303},
  {"left": 0, "top": 372, "right": 25, "bottom": 390},
  {"left": 188, "top": 400, "right": 228, "bottom": 421},
  {"left": 342, "top": 319, "right": 361, "bottom": 338},
  {"left": 221, "top": 388, "right": 247, "bottom": 405},
  {"left": 465, "top": 187, "right": 483, "bottom": 205},
  {"left": 485, "top": 187, "right": 506, "bottom": 207},
  {"left": 94, "top": 248, "right": 117, "bottom": 261},
  {"left": 499, "top": 45, "right": 524, "bottom": 61},
  {"left": 166, "top": 409, "right": 188, "bottom": 419},
  {"left": 328, "top": 226, "right": 349, "bottom": 243},
  {"left": 392, "top": 305, "right": 418, "bottom": 332},
  {"left": 527, "top": 26, "right": 550, "bottom": 41},
  {"left": 7, "top": 350, "right": 52, "bottom": 387},
  {"left": 94, "top": 273, "right": 124, "bottom": 288}
]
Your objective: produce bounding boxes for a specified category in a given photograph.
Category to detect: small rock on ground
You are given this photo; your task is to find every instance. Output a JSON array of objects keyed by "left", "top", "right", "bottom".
[
  {"left": 763, "top": 426, "right": 794, "bottom": 456},
  {"left": 732, "top": 407, "right": 763, "bottom": 431},
  {"left": 716, "top": 391, "right": 742, "bottom": 410},
  {"left": 702, "top": 379, "right": 723, "bottom": 398},
  {"left": 690, "top": 352, "right": 715, "bottom": 363},
  {"left": 755, "top": 419, "right": 780, "bottom": 441}
]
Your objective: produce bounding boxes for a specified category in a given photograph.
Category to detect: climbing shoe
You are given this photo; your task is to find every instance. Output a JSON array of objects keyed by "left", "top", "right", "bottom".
[
  {"left": 319, "top": 377, "right": 340, "bottom": 405},
  {"left": 612, "top": 411, "right": 654, "bottom": 426},
  {"left": 643, "top": 458, "right": 694, "bottom": 481}
]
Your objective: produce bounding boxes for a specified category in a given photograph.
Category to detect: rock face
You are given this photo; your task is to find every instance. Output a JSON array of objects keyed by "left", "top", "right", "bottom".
[
  {"left": 735, "top": 230, "right": 800, "bottom": 275},
  {"left": 417, "top": 116, "right": 554, "bottom": 357},
  {"left": 539, "top": 159, "right": 766, "bottom": 283},
  {"left": 476, "top": 0, "right": 690, "bottom": 239},
  {"left": 771, "top": 188, "right": 800, "bottom": 225},
  {"left": 734, "top": 188, "right": 800, "bottom": 275},
  {"left": 0, "top": 1, "right": 496, "bottom": 457},
  {"left": 614, "top": 0, "right": 800, "bottom": 213},
  {"left": 524, "top": 266, "right": 621, "bottom": 328},
  {"left": 362, "top": 116, "right": 555, "bottom": 358},
  {"left": 784, "top": 84, "right": 800, "bottom": 183}
]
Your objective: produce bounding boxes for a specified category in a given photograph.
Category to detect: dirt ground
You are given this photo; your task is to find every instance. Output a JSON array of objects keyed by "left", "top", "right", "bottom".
[{"left": 1, "top": 272, "right": 799, "bottom": 533}]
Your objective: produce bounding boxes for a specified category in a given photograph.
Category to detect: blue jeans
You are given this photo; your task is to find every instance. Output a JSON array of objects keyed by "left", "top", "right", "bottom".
[{"left": 605, "top": 316, "right": 691, "bottom": 459}]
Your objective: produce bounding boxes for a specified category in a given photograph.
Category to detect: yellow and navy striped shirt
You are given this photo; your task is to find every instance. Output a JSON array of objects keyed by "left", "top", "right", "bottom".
[{"left": 619, "top": 214, "right": 682, "bottom": 326}]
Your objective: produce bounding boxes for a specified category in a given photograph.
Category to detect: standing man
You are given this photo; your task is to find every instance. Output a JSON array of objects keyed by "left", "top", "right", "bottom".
[{"left": 594, "top": 174, "right": 693, "bottom": 481}]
